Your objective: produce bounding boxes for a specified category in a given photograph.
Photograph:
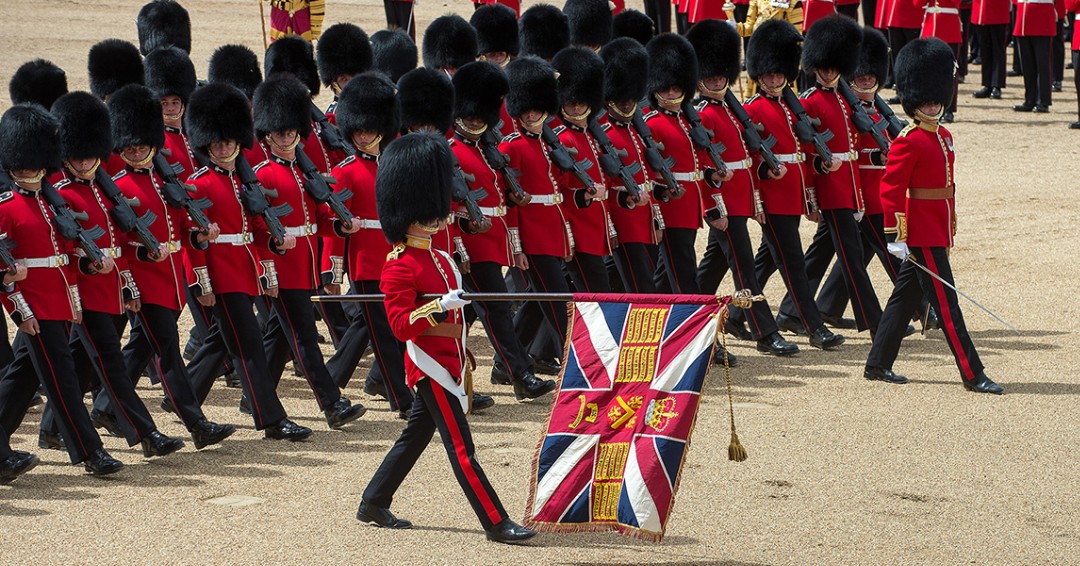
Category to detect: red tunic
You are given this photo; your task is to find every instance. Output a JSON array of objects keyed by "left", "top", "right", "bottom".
[
  {"left": 856, "top": 101, "right": 888, "bottom": 216},
  {"left": 1013, "top": 0, "right": 1058, "bottom": 36},
  {"left": 113, "top": 166, "right": 194, "bottom": 311},
  {"left": 382, "top": 238, "right": 467, "bottom": 389},
  {"left": 0, "top": 188, "right": 79, "bottom": 321},
  {"left": 972, "top": 0, "right": 1011, "bottom": 24},
  {"left": 253, "top": 156, "right": 338, "bottom": 290},
  {"left": 697, "top": 98, "right": 759, "bottom": 218},
  {"left": 800, "top": 86, "right": 864, "bottom": 211},
  {"left": 689, "top": 0, "right": 729, "bottom": 22},
  {"left": 499, "top": 129, "right": 574, "bottom": 258},
  {"left": 603, "top": 118, "right": 662, "bottom": 245},
  {"left": 451, "top": 136, "right": 517, "bottom": 266},
  {"left": 164, "top": 126, "right": 200, "bottom": 181},
  {"left": 332, "top": 152, "right": 389, "bottom": 282},
  {"left": 56, "top": 174, "right": 129, "bottom": 315},
  {"left": 188, "top": 164, "right": 271, "bottom": 296},
  {"left": 1068, "top": 0, "right": 1080, "bottom": 50},
  {"left": 556, "top": 124, "right": 613, "bottom": 257},
  {"left": 476, "top": 0, "right": 521, "bottom": 16},
  {"left": 888, "top": 0, "right": 924, "bottom": 27},
  {"left": 803, "top": 0, "right": 839, "bottom": 31},
  {"left": 918, "top": 0, "right": 964, "bottom": 42},
  {"left": 880, "top": 123, "right": 957, "bottom": 247},
  {"left": 877, "top": 0, "right": 892, "bottom": 28},
  {"left": 644, "top": 108, "right": 706, "bottom": 230},
  {"left": 743, "top": 93, "right": 814, "bottom": 216},
  {"left": 102, "top": 153, "right": 128, "bottom": 178}
]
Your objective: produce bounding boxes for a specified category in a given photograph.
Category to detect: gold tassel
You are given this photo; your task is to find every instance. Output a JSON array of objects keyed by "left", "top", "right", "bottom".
[{"left": 718, "top": 307, "right": 748, "bottom": 462}]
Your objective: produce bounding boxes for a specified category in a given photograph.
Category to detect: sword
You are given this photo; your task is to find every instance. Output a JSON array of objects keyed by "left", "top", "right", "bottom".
[{"left": 905, "top": 256, "right": 1020, "bottom": 334}]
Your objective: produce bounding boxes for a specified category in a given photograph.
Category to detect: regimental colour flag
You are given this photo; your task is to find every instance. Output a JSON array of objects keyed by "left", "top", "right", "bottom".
[{"left": 524, "top": 294, "right": 727, "bottom": 542}]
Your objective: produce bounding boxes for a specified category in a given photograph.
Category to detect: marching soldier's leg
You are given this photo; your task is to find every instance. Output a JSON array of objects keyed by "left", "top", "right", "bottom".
[
  {"left": 269, "top": 289, "right": 353, "bottom": 413},
  {"left": 325, "top": 285, "right": 373, "bottom": 389},
  {"left": 184, "top": 282, "right": 213, "bottom": 360},
  {"left": 465, "top": 262, "right": 533, "bottom": 381},
  {"left": 717, "top": 218, "right": 779, "bottom": 341},
  {"left": 822, "top": 209, "right": 883, "bottom": 332},
  {"left": 361, "top": 391, "right": 434, "bottom": 513},
  {"left": 728, "top": 235, "right": 777, "bottom": 327},
  {"left": 185, "top": 319, "right": 231, "bottom": 404},
  {"left": 658, "top": 227, "right": 701, "bottom": 294},
  {"left": 357, "top": 280, "right": 412, "bottom": 412},
  {"left": 213, "top": 293, "right": 289, "bottom": 431},
  {"left": 315, "top": 301, "right": 351, "bottom": 348},
  {"left": 777, "top": 219, "right": 833, "bottom": 324},
  {"left": 865, "top": 258, "right": 924, "bottom": 381},
  {"left": 761, "top": 215, "right": 826, "bottom": 334},
  {"left": 613, "top": 242, "right": 659, "bottom": 293},
  {"left": 916, "top": 247, "right": 988, "bottom": 387},
  {"left": 695, "top": 227, "right": 731, "bottom": 296},
  {"left": 522, "top": 255, "right": 570, "bottom": 346},
  {"left": 261, "top": 301, "right": 294, "bottom": 391},
  {"left": 566, "top": 253, "right": 612, "bottom": 293}
]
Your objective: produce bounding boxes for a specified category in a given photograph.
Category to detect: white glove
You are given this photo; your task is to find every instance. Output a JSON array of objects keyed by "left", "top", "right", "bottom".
[
  {"left": 887, "top": 241, "right": 910, "bottom": 260},
  {"left": 853, "top": 210, "right": 864, "bottom": 222},
  {"left": 438, "top": 289, "right": 471, "bottom": 311}
]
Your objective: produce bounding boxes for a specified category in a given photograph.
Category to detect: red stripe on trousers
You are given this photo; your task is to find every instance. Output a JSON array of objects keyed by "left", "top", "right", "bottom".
[
  {"left": 34, "top": 331, "right": 89, "bottom": 456},
  {"left": 921, "top": 250, "right": 976, "bottom": 380},
  {"left": 429, "top": 382, "right": 504, "bottom": 525}
]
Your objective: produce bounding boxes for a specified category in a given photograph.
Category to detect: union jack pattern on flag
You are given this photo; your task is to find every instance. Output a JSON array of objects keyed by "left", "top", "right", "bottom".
[{"left": 524, "top": 294, "right": 728, "bottom": 542}]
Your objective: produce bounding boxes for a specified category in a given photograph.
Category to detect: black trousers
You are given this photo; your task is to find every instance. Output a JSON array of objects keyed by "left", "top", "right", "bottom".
[
  {"left": 363, "top": 378, "right": 508, "bottom": 530},
  {"left": 1074, "top": 51, "right": 1080, "bottom": 118},
  {"left": 327, "top": 280, "right": 409, "bottom": 409},
  {"left": 0, "top": 321, "right": 102, "bottom": 463},
  {"left": 51, "top": 311, "right": 156, "bottom": 446},
  {"left": 867, "top": 247, "right": 984, "bottom": 383},
  {"left": 889, "top": 27, "right": 921, "bottom": 83},
  {"left": 837, "top": 3, "right": 859, "bottom": 20},
  {"left": 262, "top": 289, "right": 342, "bottom": 411},
  {"left": 519, "top": 254, "right": 570, "bottom": 352},
  {"left": 465, "top": 262, "right": 534, "bottom": 380},
  {"left": 566, "top": 252, "right": 612, "bottom": 293},
  {"left": 696, "top": 228, "right": 730, "bottom": 296},
  {"left": 960, "top": 8, "right": 973, "bottom": 77},
  {"left": 675, "top": 9, "right": 690, "bottom": 34},
  {"left": 657, "top": 227, "right": 701, "bottom": 294},
  {"left": 189, "top": 293, "right": 287, "bottom": 430},
  {"left": 613, "top": 242, "right": 659, "bottom": 293},
  {"left": 814, "top": 213, "right": 903, "bottom": 317},
  {"left": 977, "top": 24, "right": 1008, "bottom": 89},
  {"left": 0, "top": 315, "right": 12, "bottom": 369},
  {"left": 644, "top": 0, "right": 672, "bottom": 33},
  {"left": 1054, "top": 19, "right": 1066, "bottom": 83},
  {"left": 1017, "top": 35, "right": 1053, "bottom": 107},
  {"left": 861, "top": 0, "right": 878, "bottom": 27},
  {"left": 185, "top": 279, "right": 212, "bottom": 357},
  {"left": 384, "top": 0, "right": 415, "bottom": 40},
  {"left": 709, "top": 218, "right": 780, "bottom": 340}
]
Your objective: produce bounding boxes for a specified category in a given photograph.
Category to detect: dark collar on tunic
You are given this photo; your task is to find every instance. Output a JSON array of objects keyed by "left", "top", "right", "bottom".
[
  {"left": 453, "top": 133, "right": 479, "bottom": 147},
  {"left": 126, "top": 164, "right": 152, "bottom": 175},
  {"left": 269, "top": 154, "right": 295, "bottom": 168},
  {"left": 565, "top": 122, "right": 587, "bottom": 133},
  {"left": 356, "top": 150, "right": 378, "bottom": 162},
  {"left": 165, "top": 125, "right": 183, "bottom": 134},
  {"left": 210, "top": 164, "right": 233, "bottom": 176},
  {"left": 521, "top": 129, "right": 541, "bottom": 140},
  {"left": 13, "top": 186, "right": 39, "bottom": 197},
  {"left": 656, "top": 106, "right": 681, "bottom": 117}
]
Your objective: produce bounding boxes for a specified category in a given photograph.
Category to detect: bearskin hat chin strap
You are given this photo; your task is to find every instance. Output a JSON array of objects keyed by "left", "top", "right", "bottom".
[
  {"left": 914, "top": 106, "right": 944, "bottom": 126},
  {"left": 121, "top": 147, "right": 156, "bottom": 169},
  {"left": 454, "top": 118, "right": 487, "bottom": 137},
  {"left": 65, "top": 158, "right": 101, "bottom": 180},
  {"left": 816, "top": 71, "right": 840, "bottom": 88},
  {"left": 850, "top": 79, "right": 879, "bottom": 96},
  {"left": 759, "top": 80, "right": 786, "bottom": 97},
  {"left": 606, "top": 101, "right": 635, "bottom": 120},
  {"left": 561, "top": 108, "right": 590, "bottom": 123},
  {"left": 211, "top": 145, "right": 241, "bottom": 166},
  {"left": 656, "top": 93, "right": 684, "bottom": 109},
  {"left": 266, "top": 132, "right": 302, "bottom": 153},
  {"left": 699, "top": 81, "right": 729, "bottom": 99},
  {"left": 10, "top": 169, "right": 45, "bottom": 185},
  {"left": 519, "top": 112, "right": 548, "bottom": 130}
]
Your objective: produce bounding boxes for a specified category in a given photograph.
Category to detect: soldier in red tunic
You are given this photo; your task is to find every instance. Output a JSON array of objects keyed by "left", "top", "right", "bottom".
[
  {"left": 1068, "top": 0, "right": 1080, "bottom": 127},
  {"left": 183, "top": 83, "right": 313, "bottom": 440},
  {"left": 0, "top": 105, "right": 123, "bottom": 477},
  {"left": 471, "top": 3, "right": 521, "bottom": 139},
  {"left": 687, "top": 20, "right": 819, "bottom": 354},
  {"left": 145, "top": 47, "right": 199, "bottom": 180},
  {"left": 803, "top": 0, "right": 839, "bottom": 32},
  {"left": 885, "top": 0, "right": 924, "bottom": 98},
  {"left": 917, "top": 0, "right": 964, "bottom": 121},
  {"left": 87, "top": 39, "right": 144, "bottom": 176},
  {"left": 356, "top": 131, "right": 537, "bottom": 544},
  {"left": 98, "top": 85, "right": 236, "bottom": 451},
  {"left": 971, "top": 0, "right": 1011, "bottom": 99},
  {"left": 450, "top": 61, "right": 557, "bottom": 401},
  {"left": 250, "top": 74, "right": 368, "bottom": 429},
  {"left": 1012, "top": 0, "right": 1058, "bottom": 112},
  {"left": 865, "top": 38, "right": 1003, "bottom": 394}
]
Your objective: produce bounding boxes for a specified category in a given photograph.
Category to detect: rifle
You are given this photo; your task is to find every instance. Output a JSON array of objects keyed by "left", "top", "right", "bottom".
[
  {"left": 94, "top": 168, "right": 162, "bottom": 257},
  {"left": 836, "top": 81, "right": 891, "bottom": 155},
  {"left": 540, "top": 122, "right": 596, "bottom": 192},
  {"left": 874, "top": 93, "right": 909, "bottom": 138},
  {"left": 479, "top": 127, "right": 531, "bottom": 206},
  {"left": 39, "top": 178, "right": 108, "bottom": 265},
  {"left": 447, "top": 149, "right": 491, "bottom": 234},
  {"left": 630, "top": 107, "right": 685, "bottom": 200},
  {"left": 780, "top": 86, "right": 834, "bottom": 164},
  {"left": 681, "top": 100, "right": 729, "bottom": 179},
  {"left": 233, "top": 154, "right": 294, "bottom": 247},
  {"left": 0, "top": 236, "right": 17, "bottom": 276},
  {"left": 310, "top": 101, "right": 352, "bottom": 155},
  {"left": 152, "top": 151, "right": 213, "bottom": 232},
  {"left": 585, "top": 115, "right": 645, "bottom": 202},
  {"left": 294, "top": 143, "right": 355, "bottom": 224},
  {"left": 723, "top": 89, "right": 783, "bottom": 176}
]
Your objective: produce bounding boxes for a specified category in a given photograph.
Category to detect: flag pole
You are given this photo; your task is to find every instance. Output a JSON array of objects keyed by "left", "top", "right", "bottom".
[
  {"left": 312, "top": 291, "right": 765, "bottom": 304},
  {"left": 258, "top": 0, "right": 269, "bottom": 50}
]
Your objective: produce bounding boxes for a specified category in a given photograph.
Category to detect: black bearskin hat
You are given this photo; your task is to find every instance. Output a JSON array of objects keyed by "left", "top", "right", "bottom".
[
  {"left": 317, "top": 23, "right": 372, "bottom": 86},
  {"left": 336, "top": 72, "right": 400, "bottom": 145},
  {"left": 564, "top": 0, "right": 613, "bottom": 47},
  {"left": 9, "top": 60, "right": 67, "bottom": 109},
  {"left": 208, "top": 44, "right": 263, "bottom": 100},
  {"left": 453, "top": 61, "right": 509, "bottom": 128},
  {"left": 505, "top": 56, "right": 559, "bottom": 117},
  {"left": 376, "top": 131, "right": 453, "bottom": 244},
  {"left": 52, "top": 92, "right": 113, "bottom": 161},
  {"left": 185, "top": 83, "right": 255, "bottom": 150},
  {"left": 646, "top": 33, "right": 698, "bottom": 105},
  {"left": 802, "top": 14, "right": 862, "bottom": 77},
  {"left": 612, "top": 9, "right": 654, "bottom": 47},
  {"left": 423, "top": 15, "right": 479, "bottom": 71},
  {"left": 895, "top": 37, "right": 956, "bottom": 117},
  {"left": 371, "top": 29, "right": 418, "bottom": 83},
  {"left": 746, "top": 19, "right": 802, "bottom": 82},
  {"left": 552, "top": 47, "right": 605, "bottom": 116},
  {"left": 144, "top": 46, "right": 197, "bottom": 104},
  {"left": 686, "top": 19, "right": 741, "bottom": 83},
  {"left": 397, "top": 67, "right": 455, "bottom": 135},
  {"left": 519, "top": 4, "right": 569, "bottom": 61},
  {"left": 264, "top": 36, "right": 320, "bottom": 96},
  {"left": 849, "top": 27, "right": 890, "bottom": 85},
  {"left": 136, "top": 0, "right": 191, "bottom": 55},
  {"left": 107, "top": 84, "right": 166, "bottom": 150},
  {"left": 253, "top": 74, "right": 314, "bottom": 140},
  {"left": 600, "top": 37, "right": 648, "bottom": 103},
  {"left": 470, "top": 4, "right": 520, "bottom": 56},
  {"left": 0, "top": 105, "right": 61, "bottom": 172},
  {"left": 88, "top": 39, "right": 144, "bottom": 99}
]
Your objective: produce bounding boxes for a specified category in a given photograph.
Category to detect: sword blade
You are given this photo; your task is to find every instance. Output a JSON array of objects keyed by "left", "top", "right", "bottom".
[{"left": 906, "top": 257, "right": 1020, "bottom": 334}]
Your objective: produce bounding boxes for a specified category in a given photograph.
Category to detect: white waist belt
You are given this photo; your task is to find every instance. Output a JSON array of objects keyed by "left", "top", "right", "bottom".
[
  {"left": 100, "top": 246, "right": 122, "bottom": 259},
  {"left": 1017, "top": 0, "right": 1054, "bottom": 4},
  {"left": 213, "top": 232, "right": 254, "bottom": 245},
  {"left": 724, "top": 157, "right": 753, "bottom": 171},
  {"left": 23, "top": 255, "right": 69, "bottom": 268},
  {"left": 671, "top": 171, "right": 704, "bottom": 182},
  {"left": 925, "top": 6, "right": 959, "bottom": 14},
  {"left": 835, "top": 150, "right": 859, "bottom": 162},
  {"left": 284, "top": 224, "right": 316, "bottom": 237},
  {"left": 858, "top": 165, "right": 886, "bottom": 170},
  {"left": 529, "top": 194, "right": 563, "bottom": 206},
  {"left": 356, "top": 219, "right": 381, "bottom": 229},
  {"left": 479, "top": 205, "right": 507, "bottom": 217},
  {"left": 774, "top": 152, "right": 806, "bottom": 164},
  {"left": 131, "top": 240, "right": 182, "bottom": 253}
]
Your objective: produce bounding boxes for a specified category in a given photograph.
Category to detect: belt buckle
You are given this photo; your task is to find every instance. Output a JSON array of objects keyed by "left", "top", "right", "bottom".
[
  {"left": 553, "top": 194, "right": 563, "bottom": 205},
  {"left": 243, "top": 233, "right": 253, "bottom": 244},
  {"left": 496, "top": 205, "right": 506, "bottom": 217},
  {"left": 167, "top": 241, "right": 181, "bottom": 253}
]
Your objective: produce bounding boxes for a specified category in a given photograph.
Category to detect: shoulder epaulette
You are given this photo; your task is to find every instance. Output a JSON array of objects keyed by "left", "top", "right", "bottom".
[
  {"left": 643, "top": 110, "right": 659, "bottom": 120},
  {"left": 335, "top": 154, "right": 356, "bottom": 169},
  {"left": 600, "top": 122, "right": 612, "bottom": 132},
  {"left": 386, "top": 242, "right": 405, "bottom": 261},
  {"left": 111, "top": 170, "right": 127, "bottom": 182},
  {"left": 744, "top": 94, "right": 761, "bottom": 104},
  {"left": 448, "top": 138, "right": 458, "bottom": 147},
  {"left": 502, "top": 132, "right": 521, "bottom": 142},
  {"left": 552, "top": 125, "right": 567, "bottom": 135},
  {"left": 0, "top": 192, "right": 13, "bottom": 204},
  {"left": 253, "top": 161, "right": 270, "bottom": 172},
  {"left": 799, "top": 87, "right": 817, "bottom": 98},
  {"left": 898, "top": 123, "right": 917, "bottom": 138},
  {"left": 53, "top": 179, "right": 72, "bottom": 189},
  {"left": 189, "top": 166, "right": 210, "bottom": 179},
  {"left": 694, "top": 99, "right": 707, "bottom": 112}
]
